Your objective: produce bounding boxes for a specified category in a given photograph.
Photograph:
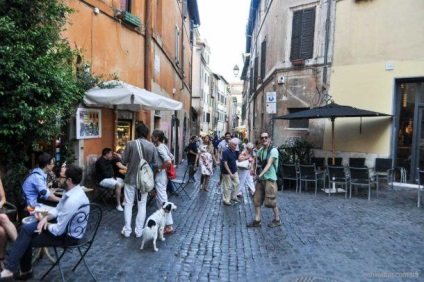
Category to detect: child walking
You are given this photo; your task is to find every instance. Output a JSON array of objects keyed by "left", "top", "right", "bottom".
[{"left": 195, "top": 145, "right": 213, "bottom": 191}]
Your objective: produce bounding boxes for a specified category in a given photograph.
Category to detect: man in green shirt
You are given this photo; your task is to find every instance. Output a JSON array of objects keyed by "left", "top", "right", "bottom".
[{"left": 247, "top": 132, "right": 281, "bottom": 228}]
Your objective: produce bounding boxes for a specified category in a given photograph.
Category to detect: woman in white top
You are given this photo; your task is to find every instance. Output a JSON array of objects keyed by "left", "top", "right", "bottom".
[{"left": 151, "top": 129, "right": 175, "bottom": 234}]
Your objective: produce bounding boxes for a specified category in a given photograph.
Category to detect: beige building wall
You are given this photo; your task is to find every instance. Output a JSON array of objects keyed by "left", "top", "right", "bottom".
[{"left": 327, "top": 0, "right": 424, "bottom": 157}]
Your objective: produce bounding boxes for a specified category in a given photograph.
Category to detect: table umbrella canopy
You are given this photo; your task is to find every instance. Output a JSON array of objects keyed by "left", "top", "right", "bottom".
[
  {"left": 274, "top": 103, "right": 391, "bottom": 165},
  {"left": 84, "top": 80, "right": 182, "bottom": 111}
]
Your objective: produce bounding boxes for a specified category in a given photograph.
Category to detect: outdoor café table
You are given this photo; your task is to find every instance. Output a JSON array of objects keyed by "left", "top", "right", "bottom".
[{"left": 22, "top": 203, "right": 56, "bottom": 264}]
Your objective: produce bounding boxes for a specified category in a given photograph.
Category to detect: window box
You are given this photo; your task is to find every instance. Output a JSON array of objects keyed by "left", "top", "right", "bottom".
[{"left": 122, "top": 12, "right": 141, "bottom": 27}]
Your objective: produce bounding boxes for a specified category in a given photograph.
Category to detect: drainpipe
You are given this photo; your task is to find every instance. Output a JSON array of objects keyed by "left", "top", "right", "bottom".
[
  {"left": 322, "top": 0, "right": 332, "bottom": 94},
  {"left": 144, "top": 0, "right": 151, "bottom": 91}
]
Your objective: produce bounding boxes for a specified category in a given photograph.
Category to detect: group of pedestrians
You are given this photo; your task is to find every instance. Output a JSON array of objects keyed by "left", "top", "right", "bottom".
[{"left": 187, "top": 131, "right": 282, "bottom": 228}]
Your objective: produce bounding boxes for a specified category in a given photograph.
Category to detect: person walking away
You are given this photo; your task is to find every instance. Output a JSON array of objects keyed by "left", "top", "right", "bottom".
[
  {"left": 22, "top": 153, "right": 61, "bottom": 212},
  {"left": 0, "top": 164, "right": 89, "bottom": 280},
  {"left": 186, "top": 136, "right": 198, "bottom": 180},
  {"left": 121, "top": 123, "right": 158, "bottom": 238},
  {"left": 151, "top": 129, "right": 175, "bottom": 234},
  {"left": 194, "top": 145, "right": 213, "bottom": 191},
  {"left": 95, "top": 148, "right": 124, "bottom": 211},
  {"left": 247, "top": 132, "right": 281, "bottom": 228},
  {"left": 221, "top": 138, "right": 240, "bottom": 206},
  {"left": 0, "top": 179, "right": 17, "bottom": 270},
  {"left": 237, "top": 143, "right": 256, "bottom": 197}
]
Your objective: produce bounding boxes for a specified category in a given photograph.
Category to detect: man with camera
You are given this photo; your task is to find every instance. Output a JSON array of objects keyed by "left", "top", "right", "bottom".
[{"left": 247, "top": 132, "right": 281, "bottom": 228}]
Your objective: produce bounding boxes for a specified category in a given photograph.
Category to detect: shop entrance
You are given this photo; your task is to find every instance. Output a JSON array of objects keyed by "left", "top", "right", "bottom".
[{"left": 395, "top": 81, "right": 424, "bottom": 181}]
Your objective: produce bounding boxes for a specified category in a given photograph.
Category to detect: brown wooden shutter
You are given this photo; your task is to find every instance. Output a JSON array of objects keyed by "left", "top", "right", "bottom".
[
  {"left": 290, "top": 7, "right": 315, "bottom": 61},
  {"left": 254, "top": 56, "right": 258, "bottom": 90}
]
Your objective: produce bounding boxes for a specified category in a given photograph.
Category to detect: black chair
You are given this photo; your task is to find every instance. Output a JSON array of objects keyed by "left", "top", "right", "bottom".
[
  {"left": 41, "top": 203, "right": 103, "bottom": 281},
  {"left": 298, "top": 164, "right": 325, "bottom": 195},
  {"left": 416, "top": 169, "right": 424, "bottom": 208},
  {"left": 281, "top": 164, "right": 299, "bottom": 192},
  {"left": 311, "top": 157, "right": 326, "bottom": 172},
  {"left": 327, "top": 165, "right": 349, "bottom": 198},
  {"left": 349, "top": 167, "right": 373, "bottom": 201},
  {"left": 349, "top": 157, "right": 366, "bottom": 167},
  {"left": 327, "top": 157, "right": 343, "bottom": 166},
  {"left": 374, "top": 158, "right": 406, "bottom": 191},
  {"left": 169, "top": 165, "right": 192, "bottom": 199},
  {"left": 87, "top": 156, "right": 115, "bottom": 208}
]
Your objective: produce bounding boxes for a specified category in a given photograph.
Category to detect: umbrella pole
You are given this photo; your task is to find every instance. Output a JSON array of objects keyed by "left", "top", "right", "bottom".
[
  {"left": 331, "top": 118, "right": 335, "bottom": 165},
  {"left": 113, "top": 106, "right": 118, "bottom": 151}
]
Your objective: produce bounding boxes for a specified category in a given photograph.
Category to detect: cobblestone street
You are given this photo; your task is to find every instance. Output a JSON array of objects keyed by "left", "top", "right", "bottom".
[{"left": 30, "top": 162, "right": 424, "bottom": 281}]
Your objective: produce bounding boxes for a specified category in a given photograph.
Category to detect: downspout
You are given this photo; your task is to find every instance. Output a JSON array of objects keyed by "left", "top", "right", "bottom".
[
  {"left": 322, "top": 0, "right": 332, "bottom": 96},
  {"left": 144, "top": 0, "right": 151, "bottom": 91}
]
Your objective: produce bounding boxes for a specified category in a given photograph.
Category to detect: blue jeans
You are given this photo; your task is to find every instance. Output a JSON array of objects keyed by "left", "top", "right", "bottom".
[{"left": 7, "top": 221, "right": 77, "bottom": 272}]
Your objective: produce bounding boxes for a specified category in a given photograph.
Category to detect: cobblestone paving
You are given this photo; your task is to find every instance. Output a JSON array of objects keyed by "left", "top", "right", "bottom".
[{"left": 29, "top": 163, "right": 424, "bottom": 281}]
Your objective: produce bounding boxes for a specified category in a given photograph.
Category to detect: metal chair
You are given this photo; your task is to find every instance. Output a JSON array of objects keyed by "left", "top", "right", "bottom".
[
  {"left": 416, "top": 169, "right": 424, "bottom": 207},
  {"left": 349, "top": 157, "right": 366, "bottom": 167},
  {"left": 281, "top": 164, "right": 299, "bottom": 192},
  {"left": 169, "top": 165, "right": 192, "bottom": 199},
  {"left": 311, "top": 157, "right": 326, "bottom": 172},
  {"left": 298, "top": 164, "right": 325, "bottom": 195},
  {"left": 41, "top": 203, "right": 103, "bottom": 281},
  {"left": 349, "top": 167, "right": 373, "bottom": 201},
  {"left": 374, "top": 158, "right": 406, "bottom": 191},
  {"left": 327, "top": 165, "right": 349, "bottom": 197}
]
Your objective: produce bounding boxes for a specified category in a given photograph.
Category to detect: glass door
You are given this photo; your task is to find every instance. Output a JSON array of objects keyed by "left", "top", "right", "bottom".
[{"left": 116, "top": 120, "right": 132, "bottom": 151}]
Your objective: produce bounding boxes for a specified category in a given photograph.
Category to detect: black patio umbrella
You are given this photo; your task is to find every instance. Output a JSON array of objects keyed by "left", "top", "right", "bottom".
[{"left": 274, "top": 102, "right": 391, "bottom": 165}]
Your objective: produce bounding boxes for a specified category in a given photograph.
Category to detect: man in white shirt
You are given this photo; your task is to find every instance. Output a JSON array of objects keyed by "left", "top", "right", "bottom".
[{"left": 0, "top": 164, "right": 89, "bottom": 280}]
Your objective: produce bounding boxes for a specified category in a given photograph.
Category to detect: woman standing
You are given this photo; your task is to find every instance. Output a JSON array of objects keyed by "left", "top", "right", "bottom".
[
  {"left": 201, "top": 135, "right": 218, "bottom": 167},
  {"left": 151, "top": 129, "right": 175, "bottom": 234},
  {"left": 0, "top": 179, "right": 17, "bottom": 269}
]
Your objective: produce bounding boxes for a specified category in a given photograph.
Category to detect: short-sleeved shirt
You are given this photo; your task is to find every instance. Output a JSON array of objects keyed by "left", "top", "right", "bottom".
[
  {"left": 186, "top": 142, "right": 198, "bottom": 164},
  {"left": 221, "top": 148, "right": 237, "bottom": 175},
  {"left": 257, "top": 146, "right": 279, "bottom": 181}
]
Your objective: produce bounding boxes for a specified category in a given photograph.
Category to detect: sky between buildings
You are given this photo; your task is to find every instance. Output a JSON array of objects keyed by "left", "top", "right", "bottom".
[{"left": 197, "top": 0, "right": 251, "bottom": 83}]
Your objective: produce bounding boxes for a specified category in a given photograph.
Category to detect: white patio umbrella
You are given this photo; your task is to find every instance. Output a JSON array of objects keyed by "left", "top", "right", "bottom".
[{"left": 84, "top": 80, "right": 182, "bottom": 111}]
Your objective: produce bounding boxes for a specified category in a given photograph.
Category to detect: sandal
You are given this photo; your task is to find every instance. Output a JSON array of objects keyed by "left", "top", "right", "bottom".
[
  {"left": 246, "top": 220, "right": 261, "bottom": 228},
  {"left": 267, "top": 219, "right": 282, "bottom": 228}
]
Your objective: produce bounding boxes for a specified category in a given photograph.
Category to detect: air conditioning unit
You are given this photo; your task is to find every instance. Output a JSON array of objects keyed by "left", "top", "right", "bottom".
[{"left": 277, "top": 75, "right": 285, "bottom": 84}]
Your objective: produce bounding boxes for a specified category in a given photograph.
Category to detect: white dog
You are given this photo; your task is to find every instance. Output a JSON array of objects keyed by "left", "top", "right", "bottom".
[{"left": 140, "top": 201, "right": 177, "bottom": 252}]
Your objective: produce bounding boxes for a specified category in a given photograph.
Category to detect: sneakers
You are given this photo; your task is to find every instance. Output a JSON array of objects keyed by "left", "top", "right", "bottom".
[
  {"left": 135, "top": 230, "right": 143, "bottom": 238},
  {"left": 223, "top": 201, "right": 232, "bottom": 206},
  {"left": 116, "top": 205, "right": 124, "bottom": 212},
  {"left": 267, "top": 219, "right": 282, "bottom": 228},
  {"left": 121, "top": 229, "right": 130, "bottom": 238}
]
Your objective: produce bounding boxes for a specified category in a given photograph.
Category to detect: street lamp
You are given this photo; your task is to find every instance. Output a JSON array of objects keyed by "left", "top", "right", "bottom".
[{"left": 233, "top": 65, "right": 239, "bottom": 77}]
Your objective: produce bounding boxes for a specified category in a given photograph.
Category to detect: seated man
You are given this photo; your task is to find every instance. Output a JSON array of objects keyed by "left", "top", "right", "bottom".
[
  {"left": 95, "top": 148, "right": 124, "bottom": 211},
  {"left": 22, "top": 153, "right": 61, "bottom": 210},
  {"left": 0, "top": 164, "right": 90, "bottom": 280}
]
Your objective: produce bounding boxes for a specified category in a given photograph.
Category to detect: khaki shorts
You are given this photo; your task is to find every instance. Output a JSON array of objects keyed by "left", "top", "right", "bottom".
[{"left": 253, "top": 180, "right": 278, "bottom": 208}]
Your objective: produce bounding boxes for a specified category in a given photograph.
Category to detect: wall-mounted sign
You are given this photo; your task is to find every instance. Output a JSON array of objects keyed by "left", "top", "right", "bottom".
[
  {"left": 266, "top": 92, "right": 277, "bottom": 114},
  {"left": 76, "top": 108, "right": 102, "bottom": 139}
]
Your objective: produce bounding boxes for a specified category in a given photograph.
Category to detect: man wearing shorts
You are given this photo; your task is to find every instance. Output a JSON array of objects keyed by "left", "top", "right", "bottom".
[
  {"left": 96, "top": 148, "right": 124, "bottom": 211},
  {"left": 247, "top": 132, "right": 281, "bottom": 228}
]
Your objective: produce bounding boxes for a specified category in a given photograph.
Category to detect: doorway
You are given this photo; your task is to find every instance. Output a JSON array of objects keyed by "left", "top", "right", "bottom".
[
  {"left": 116, "top": 120, "right": 132, "bottom": 151},
  {"left": 395, "top": 81, "right": 424, "bottom": 181}
]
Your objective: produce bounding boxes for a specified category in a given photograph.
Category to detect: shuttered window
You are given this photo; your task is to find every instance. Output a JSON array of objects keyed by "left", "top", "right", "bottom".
[
  {"left": 288, "top": 108, "right": 309, "bottom": 128},
  {"left": 260, "top": 39, "right": 267, "bottom": 80},
  {"left": 249, "top": 67, "right": 254, "bottom": 95},
  {"left": 290, "top": 7, "right": 316, "bottom": 61}
]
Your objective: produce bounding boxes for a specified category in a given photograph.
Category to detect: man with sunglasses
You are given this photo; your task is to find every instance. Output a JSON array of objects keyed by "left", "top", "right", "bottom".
[{"left": 247, "top": 132, "right": 281, "bottom": 228}]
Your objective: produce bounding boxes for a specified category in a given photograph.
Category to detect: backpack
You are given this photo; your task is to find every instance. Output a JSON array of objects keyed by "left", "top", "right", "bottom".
[{"left": 135, "top": 140, "right": 155, "bottom": 193}]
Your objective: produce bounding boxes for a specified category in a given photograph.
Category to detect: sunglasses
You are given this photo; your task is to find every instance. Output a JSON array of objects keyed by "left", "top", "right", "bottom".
[{"left": 260, "top": 136, "right": 269, "bottom": 140}]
